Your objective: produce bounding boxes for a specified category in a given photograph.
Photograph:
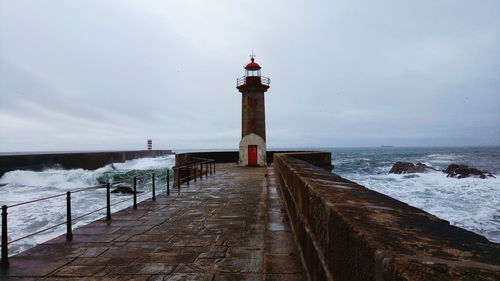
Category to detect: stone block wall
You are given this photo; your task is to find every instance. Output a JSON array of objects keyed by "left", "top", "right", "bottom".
[
  {"left": 241, "top": 91, "right": 266, "bottom": 141},
  {"left": 273, "top": 152, "right": 500, "bottom": 281},
  {"left": 0, "top": 150, "right": 172, "bottom": 176}
]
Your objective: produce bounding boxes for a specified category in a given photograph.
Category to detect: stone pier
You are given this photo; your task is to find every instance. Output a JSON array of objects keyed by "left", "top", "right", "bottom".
[
  {"left": 2, "top": 151, "right": 499, "bottom": 281},
  {"left": 1, "top": 164, "right": 305, "bottom": 281}
]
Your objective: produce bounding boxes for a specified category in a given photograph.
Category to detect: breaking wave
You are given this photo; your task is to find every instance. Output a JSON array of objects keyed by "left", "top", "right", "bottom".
[
  {"left": 329, "top": 146, "right": 500, "bottom": 243},
  {"left": 0, "top": 155, "right": 175, "bottom": 255}
]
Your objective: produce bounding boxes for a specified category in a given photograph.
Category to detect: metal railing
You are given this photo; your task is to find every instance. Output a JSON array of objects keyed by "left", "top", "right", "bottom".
[
  {"left": 1, "top": 158, "right": 216, "bottom": 268},
  {"left": 236, "top": 76, "right": 271, "bottom": 87},
  {"left": 0, "top": 174, "right": 157, "bottom": 268},
  {"left": 172, "top": 158, "right": 216, "bottom": 188}
]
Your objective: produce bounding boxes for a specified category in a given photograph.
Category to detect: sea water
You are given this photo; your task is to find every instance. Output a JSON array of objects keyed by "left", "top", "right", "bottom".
[
  {"left": 322, "top": 146, "right": 500, "bottom": 243},
  {"left": 0, "top": 155, "right": 175, "bottom": 255},
  {"left": 1, "top": 147, "right": 498, "bottom": 256}
]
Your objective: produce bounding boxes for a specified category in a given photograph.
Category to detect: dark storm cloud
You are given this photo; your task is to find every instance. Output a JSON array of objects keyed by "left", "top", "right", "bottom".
[{"left": 0, "top": 0, "right": 499, "bottom": 151}]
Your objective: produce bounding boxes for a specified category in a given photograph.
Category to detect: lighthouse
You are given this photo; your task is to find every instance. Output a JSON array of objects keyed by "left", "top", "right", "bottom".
[{"left": 236, "top": 56, "right": 270, "bottom": 166}]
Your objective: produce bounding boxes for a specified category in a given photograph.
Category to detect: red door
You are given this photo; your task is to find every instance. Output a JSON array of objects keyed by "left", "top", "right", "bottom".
[{"left": 248, "top": 145, "right": 257, "bottom": 165}]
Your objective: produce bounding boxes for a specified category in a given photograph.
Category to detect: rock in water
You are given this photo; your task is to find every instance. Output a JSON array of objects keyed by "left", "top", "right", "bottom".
[
  {"left": 111, "top": 185, "right": 138, "bottom": 194},
  {"left": 444, "top": 164, "right": 495, "bottom": 179},
  {"left": 389, "top": 162, "right": 437, "bottom": 174}
]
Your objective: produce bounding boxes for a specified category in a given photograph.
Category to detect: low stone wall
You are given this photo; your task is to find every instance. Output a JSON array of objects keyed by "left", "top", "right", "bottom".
[
  {"left": 173, "top": 150, "right": 332, "bottom": 187},
  {"left": 175, "top": 151, "right": 239, "bottom": 166},
  {"left": 274, "top": 152, "right": 500, "bottom": 281},
  {"left": 0, "top": 150, "right": 172, "bottom": 176},
  {"left": 174, "top": 150, "right": 332, "bottom": 166}
]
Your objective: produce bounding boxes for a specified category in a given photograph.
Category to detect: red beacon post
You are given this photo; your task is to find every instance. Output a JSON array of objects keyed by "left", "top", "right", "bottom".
[{"left": 147, "top": 139, "right": 152, "bottom": 150}]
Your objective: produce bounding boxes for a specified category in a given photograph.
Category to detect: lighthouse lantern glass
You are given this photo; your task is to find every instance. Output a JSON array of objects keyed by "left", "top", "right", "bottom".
[{"left": 246, "top": 69, "right": 261, "bottom": 77}]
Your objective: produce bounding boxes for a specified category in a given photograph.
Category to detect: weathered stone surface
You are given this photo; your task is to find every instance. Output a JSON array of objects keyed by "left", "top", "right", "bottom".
[
  {"left": 163, "top": 273, "right": 214, "bottom": 281},
  {"left": 265, "top": 255, "right": 303, "bottom": 274},
  {"left": 214, "top": 273, "right": 261, "bottom": 281},
  {"left": 52, "top": 265, "right": 106, "bottom": 277},
  {"left": 274, "top": 153, "right": 500, "bottom": 281},
  {"left": 0, "top": 164, "right": 305, "bottom": 280}
]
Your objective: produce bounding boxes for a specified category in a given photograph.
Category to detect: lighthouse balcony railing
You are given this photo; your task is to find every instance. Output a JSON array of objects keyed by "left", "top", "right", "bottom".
[{"left": 237, "top": 76, "right": 270, "bottom": 87}]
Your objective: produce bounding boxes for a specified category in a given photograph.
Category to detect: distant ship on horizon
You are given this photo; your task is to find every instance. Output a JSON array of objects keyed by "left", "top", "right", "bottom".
[{"left": 381, "top": 145, "right": 394, "bottom": 147}]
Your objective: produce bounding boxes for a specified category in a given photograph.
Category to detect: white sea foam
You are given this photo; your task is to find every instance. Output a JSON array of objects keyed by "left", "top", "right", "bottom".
[
  {"left": 0, "top": 155, "right": 175, "bottom": 255},
  {"left": 0, "top": 169, "right": 99, "bottom": 190},
  {"left": 344, "top": 171, "right": 500, "bottom": 243}
]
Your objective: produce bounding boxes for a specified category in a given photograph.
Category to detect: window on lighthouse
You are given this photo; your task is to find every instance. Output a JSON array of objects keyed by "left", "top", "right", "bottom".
[{"left": 246, "top": 69, "right": 261, "bottom": 77}]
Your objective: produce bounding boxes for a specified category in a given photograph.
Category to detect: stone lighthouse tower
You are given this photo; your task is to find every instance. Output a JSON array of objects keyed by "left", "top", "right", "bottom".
[{"left": 236, "top": 56, "right": 270, "bottom": 166}]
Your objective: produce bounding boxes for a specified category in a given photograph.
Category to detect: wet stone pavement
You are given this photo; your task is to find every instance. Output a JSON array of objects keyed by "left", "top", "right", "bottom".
[{"left": 1, "top": 164, "right": 306, "bottom": 281}]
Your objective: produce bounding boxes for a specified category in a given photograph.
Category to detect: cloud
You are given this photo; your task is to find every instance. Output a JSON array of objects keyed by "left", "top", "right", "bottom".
[{"left": 0, "top": 0, "right": 499, "bottom": 151}]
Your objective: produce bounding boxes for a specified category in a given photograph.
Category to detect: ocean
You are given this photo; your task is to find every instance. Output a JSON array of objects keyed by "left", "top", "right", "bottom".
[
  {"left": 323, "top": 146, "right": 500, "bottom": 243},
  {"left": 0, "top": 146, "right": 498, "bottom": 256},
  {"left": 0, "top": 155, "right": 176, "bottom": 255}
]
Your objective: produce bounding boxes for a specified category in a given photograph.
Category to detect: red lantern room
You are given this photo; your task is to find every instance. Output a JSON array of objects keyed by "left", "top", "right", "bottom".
[
  {"left": 237, "top": 56, "right": 270, "bottom": 88},
  {"left": 245, "top": 57, "right": 261, "bottom": 75}
]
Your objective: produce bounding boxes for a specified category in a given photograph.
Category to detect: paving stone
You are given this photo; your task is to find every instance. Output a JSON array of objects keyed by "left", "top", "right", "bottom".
[
  {"left": 14, "top": 244, "right": 72, "bottom": 257},
  {"left": 139, "top": 252, "right": 199, "bottom": 264},
  {"left": 264, "top": 255, "right": 303, "bottom": 274},
  {"left": 215, "top": 258, "right": 263, "bottom": 273},
  {"left": 107, "top": 264, "right": 145, "bottom": 275},
  {"left": 175, "top": 259, "right": 217, "bottom": 273},
  {"left": 84, "top": 275, "right": 152, "bottom": 281},
  {"left": 214, "top": 273, "right": 262, "bottom": 281},
  {"left": 135, "top": 263, "right": 175, "bottom": 275},
  {"left": 66, "top": 246, "right": 109, "bottom": 258},
  {"left": 226, "top": 246, "right": 262, "bottom": 259},
  {"left": 69, "top": 257, "right": 136, "bottom": 266},
  {"left": 2, "top": 257, "right": 72, "bottom": 277},
  {"left": 92, "top": 265, "right": 118, "bottom": 277},
  {"left": 51, "top": 265, "right": 106, "bottom": 277},
  {"left": 163, "top": 273, "right": 214, "bottom": 281},
  {"left": 126, "top": 234, "right": 174, "bottom": 242},
  {"left": 264, "top": 273, "right": 307, "bottom": 281},
  {"left": 197, "top": 246, "right": 228, "bottom": 259}
]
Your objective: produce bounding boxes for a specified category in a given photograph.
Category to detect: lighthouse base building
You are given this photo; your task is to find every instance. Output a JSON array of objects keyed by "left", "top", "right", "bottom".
[
  {"left": 236, "top": 56, "right": 270, "bottom": 166},
  {"left": 239, "top": 133, "right": 266, "bottom": 166}
]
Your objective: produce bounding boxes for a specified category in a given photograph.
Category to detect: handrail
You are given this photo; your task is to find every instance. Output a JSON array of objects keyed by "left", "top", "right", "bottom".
[
  {"left": 6, "top": 174, "right": 151, "bottom": 209},
  {"left": 236, "top": 76, "right": 270, "bottom": 87},
  {"left": 171, "top": 158, "right": 216, "bottom": 188},
  {"left": 7, "top": 193, "right": 67, "bottom": 209},
  {"left": 0, "top": 158, "right": 216, "bottom": 268},
  {"left": 0, "top": 171, "right": 167, "bottom": 268},
  {"left": 0, "top": 157, "right": 215, "bottom": 268}
]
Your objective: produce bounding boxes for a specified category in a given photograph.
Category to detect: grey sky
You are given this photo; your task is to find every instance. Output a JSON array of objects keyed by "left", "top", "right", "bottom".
[{"left": 1, "top": 0, "right": 499, "bottom": 151}]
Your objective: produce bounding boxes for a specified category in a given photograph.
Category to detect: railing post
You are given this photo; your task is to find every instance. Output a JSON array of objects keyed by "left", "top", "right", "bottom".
[
  {"left": 106, "top": 183, "right": 111, "bottom": 220},
  {"left": 205, "top": 161, "right": 208, "bottom": 178},
  {"left": 209, "top": 161, "right": 212, "bottom": 175},
  {"left": 199, "top": 163, "right": 203, "bottom": 180},
  {"left": 176, "top": 167, "right": 180, "bottom": 189},
  {"left": 152, "top": 173, "right": 156, "bottom": 201},
  {"left": 194, "top": 163, "right": 197, "bottom": 183},
  {"left": 167, "top": 169, "right": 170, "bottom": 195},
  {"left": 133, "top": 177, "right": 137, "bottom": 209},
  {"left": 66, "top": 192, "right": 73, "bottom": 241},
  {"left": 1, "top": 205, "right": 9, "bottom": 268},
  {"left": 186, "top": 165, "right": 190, "bottom": 187}
]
